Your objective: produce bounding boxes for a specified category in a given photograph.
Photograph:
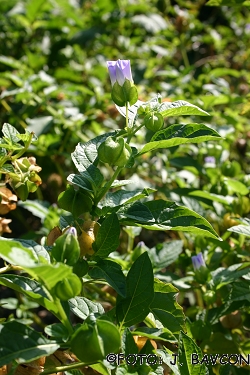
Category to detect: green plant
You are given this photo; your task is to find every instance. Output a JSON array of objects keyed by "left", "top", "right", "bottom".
[{"left": 0, "top": 59, "right": 225, "bottom": 374}]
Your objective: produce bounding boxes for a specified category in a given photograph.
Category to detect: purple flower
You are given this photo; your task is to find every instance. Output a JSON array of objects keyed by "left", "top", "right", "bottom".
[
  {"left": 107, "top": 60, "right": 133, "bottom": 86},
  {"left": 65, "top": 226, "right": 77, "bottom": 237},
  {"left": 204, "top": 156, "right": 215, "bottom": 164},
  {"left": 192, "top": 252, "right": 206, "bottom": 271}
]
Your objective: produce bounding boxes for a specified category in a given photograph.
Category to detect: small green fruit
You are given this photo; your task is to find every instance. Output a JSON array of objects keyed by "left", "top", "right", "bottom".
[
  {"left": 54, "top": 274, "right": 81, "bottom": 301},
  {"left": 70, "top": 319, "right": 120, "bottom": 363},
  {"left": 143, "top": 112, "right": 164, "bottom": 132},
  {"left": 51, "top": 228, "right": 80, "bottom": 266},
  {"left": 98, "top": 136, "right": 132, "bottom": 167}
]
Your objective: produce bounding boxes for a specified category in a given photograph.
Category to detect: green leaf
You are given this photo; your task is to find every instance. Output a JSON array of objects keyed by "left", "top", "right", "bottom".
[
  {"left": 0, "top": 55, "right": 25, "bottom": 70},
  {"left": 0, "top": 240, "right": 73, "bottom": 290},
  {"left": 225, "top": 281, "right": 250, "bottom": 303},
  {"left": 116, "top": 252, "right": 154, "bottom": 327},
  {"left": 26, "top": 116, "right": 53, "bottom": 136},
  {"left": 211, "top": 263, "right": 250, "bottom": 289},
  {"left": 66, "top": 173, "right": 93, "bottom": 193},
  {"left": 119, "top": 202, "right": 155, "bottom": 223},
  {"left": 120, "top": 200, "right": 219, "bottom": 239},
  {"left": 111, "top": 180, "right": 133, "bottom": 188},
  {"left": 69, "top": 296, "right": 104, "bottom": 320},
  {"left": 99, "top": 188, "right": 155, "bottom": 216},
  {"left": 228, "top": 224, "right": 250, "bottom": 237},
  {"left": 89, "top": 259, "right": 126, "bottom": 297},
  {"left": 44, "top": 323, "right": 69, "bottom": 341},
  {"left": 178, "top": 331, "right": 206, "bottom": 375},
  {"left": 223, "top": 178, "right": 249, "bottom": 195},
  {"left": 206, "top": 0, "right": 246, "bottom": 5},
  {"left": 68, "top": 165, "right": 104, "bottom": 195},
  {"left": 90, "top": 363, "right": 112, "bottom": 375},
  {"left": 202, "top": 332, "right": 239, "bottom": 354},
  {"left": 133, "top": 327, "right": 177, "bottom": 343},
  {"left": 149, "top": 241, "right": 183, "bottom": 270},
  {"left": 0, "top": 321, "right": 59, "bottom": 366},
  {"left": 18, "top": 200, "right": 49, "bottom": 222},
  {"left": 0, "top": 274, "right": 60, "bottom": 318},
  {"left": 187, "top": 190, "right": 232, "bottom": 205},
  {"left": 122, "top": 328, "right": 138, "bottom": 357},
  {"left": 139, "top": 124, "right": 220, "bottom": 155},
  {"left": 17, "top": 131, "right": 37, "bottom": 143},
  {"left": 2, "top": 123, "right": 20, "bottom": 144},
  {"left": 158, "top": 349, "right": 180, "bottom": 375},
  {"left": 209, "top": 68, "right": 241, "bottom": 78},
  {"left": 158, "top": 100, "right": 209, "bottom": 117},
  {"left": 26, "top": 0, "right": 45, "bottom": 22},
  {"left": 150, "top": 280, "right": 185, "bottom": 334},
  {"left": 29, "top": 263, "right": 73, "bottom": 290},
  {"left": 93, "top": 213, "right": 120, "bottom": 257},
  {"left": 0, "top": 240, "right": 38, "bottom": 266},
  {"left": 0, "top": 238, "right": 50, "bottom": 263}
]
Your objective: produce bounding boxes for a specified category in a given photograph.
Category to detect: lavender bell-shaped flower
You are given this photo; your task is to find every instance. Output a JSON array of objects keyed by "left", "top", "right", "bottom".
[
  {"left": 106, "top": 59, "right": 138, "bottom": 107},
  {"left": 192, "top": 252, "right": 210, "bottom": 283},
  {"left": 107, "top": 60, "right": 133, "bottom": 87}
]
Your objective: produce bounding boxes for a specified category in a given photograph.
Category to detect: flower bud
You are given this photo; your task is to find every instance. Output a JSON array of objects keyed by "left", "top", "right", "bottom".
[
  {"left": 192, "top": 252, "right": 210, "bottom": 284},
  {"left": 107, "top": 60, "right": 138, "bottom": 107},
  {"left": 98, "top": 136, "right": 132, "bottom": 167}
]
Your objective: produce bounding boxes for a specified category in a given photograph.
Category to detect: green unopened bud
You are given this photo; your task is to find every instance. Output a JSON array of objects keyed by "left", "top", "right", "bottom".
[
  {"left": 98, "top": 136, "right": 132, "bottom": 167},
  {"left": 51, "top": 227, "right": 80, "bottom": 266},
  {"left": 143, "top": 112, "right": 164, "bottom": 132}
]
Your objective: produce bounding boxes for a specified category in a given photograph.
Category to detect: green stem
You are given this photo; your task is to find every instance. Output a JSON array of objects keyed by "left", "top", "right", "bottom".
[
  {"left": 54, "top": 298, "right": 74, "bottom": 334},
  {"left": 126, "top": 102, "right": 129, "bottom": 129},
  {"left": 195, "top": 288, "right": 204, "bottom": 309},
  {"left": 85, "top": 282, "right": 116, "bottom": 304},
  {"left": 0, "top": 265, "right": 22, "bottom": 274},
  {"left": 1, "top": 99, "right": 27, "bottom": 129},
  {"left": 0, "top": 154, "right": 12, "bottom": 168},
  {"left": 42, "top": 361, "right": 98, "bottom": 375},
  {"left": 144, "top": 316, "right": 156, "bottom": 328},
  {"left": 95, "top": 166, "right": 123, "bottom": 204},
  {"left": 127, "top": 122, "right": 144, "bottom": 144},
  {"left": 12, "top": 132, "right": 34, "bottom": 160},
  {"left": 180, "top": 34, "right": 190, "bottom": 69}
]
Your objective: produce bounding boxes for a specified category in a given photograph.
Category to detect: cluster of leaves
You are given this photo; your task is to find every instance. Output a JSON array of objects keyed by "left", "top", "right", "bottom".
[{"left": 0, "top": 0, "right": 250, "bottom": 375}]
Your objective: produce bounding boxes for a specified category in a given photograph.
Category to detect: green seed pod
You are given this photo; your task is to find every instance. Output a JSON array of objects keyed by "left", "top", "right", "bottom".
[
  {"left": 54, "top": 274, "right": 82, "bottom": 301},
  {"left": 51, "top": 227, "right": 80, "bottom": 266},
  {"left": 58, "top": 185, "right": 93, "bottom": 217},
  {"left": 70, "top": 319, "right": 120, "bottom": 363},
  {"left": 98, "top": 136, "right": 132, "bottom": 167},
  {"left": 143, "top": 112, "right": 164, "bottom": 132},
  {"left": 14, "top": 182, "right": 29, "bottom": 201}
]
